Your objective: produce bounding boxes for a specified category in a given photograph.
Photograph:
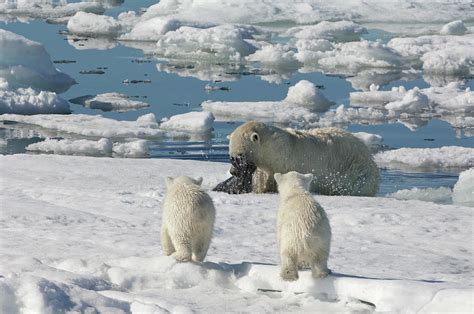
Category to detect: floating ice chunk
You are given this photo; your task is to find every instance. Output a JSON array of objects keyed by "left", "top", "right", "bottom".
[
  {"left": 0, "top": 113, "right": 164, "bottom": 138},
  {"left": 387, "top": 187, "right": 453, "bottom": 205},
  {"left": 284, "top": 80, "right": 334, "bottom": 111},
  {"left": 375, "top": 146, "right": 474, "bottom": 171},
  {"left": 160, "top": 111, "right": 214, "bottom": 133},
  {"left": 67, "top": 12, "right": 121, "bottom": 37},
  {"left": 112, "top": 140, "right": 149, "bottom": 158},
  {"left": 352, "top": 132, "right": 384, "bottom": 151},
  {"left": 122, "top": 17, "right": 213, "bottom": 41},
  {"left": 421, "top": 47, "right": 473, "bottom": 76},
  {"left": 351, "top": 86, "right": 406, "bottom": 108},
  {"left": 71, "top": 93, "right": 149, "bottom": 112},
  {"left": 26, "top": 138, "right": 113, "bottom": 156},
  {"left": 287, "top": 21, "right": 367, "bottom": 42},
  {"left": 0, "top": 29, "right": 75, "bottom": 93},
  {"left": 246, "top": 44, "right": 300, "bottom": 70},
  {"left": 440, "top": 20, "right": 467, "bottom": 36},
  {"left": 0, "top": 80, "right": 70, "bottom": 115},
  {"left": 318, "top": 105, "right": 387, "bottom": 127},
  {"left": 155, "top": 25, "right": 258, "bottom": 62},
  {"left": 452, "top": 168, "right": 474, "bottom": 207},
  {"left": 202, "top": 80, "right": 333, "bottom": 124},
  {"left": 385, "top": 88, "right": 429, "bottom": 113}
]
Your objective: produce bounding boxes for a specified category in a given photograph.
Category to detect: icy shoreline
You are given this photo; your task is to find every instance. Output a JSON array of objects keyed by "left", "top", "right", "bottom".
[{"left": 0, "top": 154, "right": 472, "bottom": 312}]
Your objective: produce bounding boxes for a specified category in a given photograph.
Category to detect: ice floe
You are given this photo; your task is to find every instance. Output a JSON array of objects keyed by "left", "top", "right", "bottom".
[
  {"left": 160, "top": 111, "right": 215, "bottom": 134},
  {"left": 452, "top": 168, "right": 474, "bottom": 207},
  {"left": 387, "top": 187, "right": 453, "bottom": 205},
  {"left": 0, "top": 29, "right": 75, "bottom": 93},
  {"left": 0, "top": 154, "right": 472, "bottom": 312},
  {"left": 202, "top": 80, "right": 333, "bottom": 124},
  {"left": 0, "top": 79, "right": 70, "bottom": 115},
  {"left": 67, "top": 11, "right": 121, "bottom": 37},
  {"left": 26, "top": 137, "right": 149, "bottom": 158},
  {"left": 375, "top": 146, "right": 474, "bottom": 171},
  {"left": 287, "top": 21, "right": 367, "bottom": 42},
  {"left": 352, "top": 132, "right": 384, "bottom": 152},
  {"left": 69, "top": 93, "right": 149, "bottom": 112},
  {"left": 440, "top": 20, "right": 468, "bottom": 36}
]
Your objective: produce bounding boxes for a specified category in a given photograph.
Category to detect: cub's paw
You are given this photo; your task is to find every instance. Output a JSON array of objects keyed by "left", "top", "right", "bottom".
[
  {"left": 280, "top": 267, "right": 299, "bottom": 281},
  {"left": 173, "top": 252, "right": 192, "bottom": 263}
]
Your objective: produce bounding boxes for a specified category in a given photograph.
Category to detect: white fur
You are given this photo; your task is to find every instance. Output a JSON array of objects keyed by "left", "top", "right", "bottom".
[
  {"left": 161, "top": 176, "right": 215, "bottom": 262},
  {"left": 229, "top": 121, "right": 379, "bottom": 196},
  {"left": 275, "top": 171, "right": 331, "bottom": 281}
]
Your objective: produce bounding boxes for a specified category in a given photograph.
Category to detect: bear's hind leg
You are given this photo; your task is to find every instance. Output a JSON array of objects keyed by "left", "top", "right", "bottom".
[
  {"left": 172, "top": 240, "right": 192, "bottom": 262},
  {"left": 192, "top": 228, "right": 212, "bottom": 262},
  {"left": 280, "top": 251, "right": 299, "bottom": 281},
  {"left": 161, "top": 225, "right": 175, "bottom": 256}
]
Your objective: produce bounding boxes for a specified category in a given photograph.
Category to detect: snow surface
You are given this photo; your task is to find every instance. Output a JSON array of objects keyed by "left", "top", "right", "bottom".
[
  {"left": 452, "top": 168, "right": 474, "bottom": 207},
  {"left": 26, "top": 138, "right": 149, "bottom": 158},
  {"left": 160, "top": 111, "right": 214, "bottom": 134},
  {"left": 67, "top": 11, "right": 121, "bottom": 37},
  {"left": 0, "top": 154, "right": 472, "bottom": 313},
  {"left": 0, "top": 79, "right": 70, "bottom": 114},
  {"left": 202, "top": 80, "right": 334, "bottom": 124},
  {"left": 0, "top": 29, "right": 75, "bottom": 93},
  {"left": 375, "top": 146, "right": 474, "bottom": 171}
]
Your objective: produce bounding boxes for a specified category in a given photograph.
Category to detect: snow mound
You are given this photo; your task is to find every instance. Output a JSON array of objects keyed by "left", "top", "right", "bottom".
[
  {"left": 0, "top": 80, "right": 70, "bottom": 115},
  {"left": 352, "top": 132, "right": 384, "bottom": 151},
  {"left": 72, "top": 93, "right": 149, "bottom": 112},
  {"left": 67, "top": 12, "right": 121, "bottom": 37},
  {"left": 246, "top": 44, "right": 300, "bottom": 70},
  {"left": 160, "top": 111, "right": 215, "bottom": 133},
  {"left": 0, "top": 113, "right": 163, "bottom": 138},
  {"left": 440, "top": 20, "right": 467, "bottom": 36},
  {"left": 287, "top": 21, "right": 367, "bottom": 42},
  {"left": 26, "top": 138, "right": 149, "bottom": 158},
  {"left": 375, "top": 146, "right": 474, "bottom": 171},
  {"left": 384, "top": 87, "right": 430, "bottom": 113},
  {"left": 387, "top": 187, "right": 453, "bottom": 205},
  {"left": 122, "top": 17, "right": 213, "bottom": 41},
  {"left": 202, "top": 80, "right": 333, "bottom": 124},
  {"left": 452, "top": 168, "right": 474, "bottom": 207},
  {"left": 0, "top": 29, "right": 75, "bottom": 93},
  {"left": 155, "top": 25, "right": 258, "bottom": 63}
]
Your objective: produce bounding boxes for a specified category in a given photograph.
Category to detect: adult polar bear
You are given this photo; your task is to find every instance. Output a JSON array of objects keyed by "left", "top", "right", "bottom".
[{"left": 215, "top": 121, "right": 379, "bottom": 196}]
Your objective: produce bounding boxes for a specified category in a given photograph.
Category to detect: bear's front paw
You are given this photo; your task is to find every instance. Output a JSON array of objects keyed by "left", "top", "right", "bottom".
[
  {"left": 280, "top": 267, "right": 299, "bottom": 281},
  {"left": 313, "top": 269, "right": 330, "bottom": 278},
  {"left": 173, "top": 252, "right": 192, "bottom": 263}
]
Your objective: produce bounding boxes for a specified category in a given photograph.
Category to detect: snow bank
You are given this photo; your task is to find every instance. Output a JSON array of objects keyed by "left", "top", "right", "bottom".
[
  {"left": 160, "top": 111, "right": 214, "bottom": 133},
  {"left": 155, "top": 25, "right": 258, "bottom": 63},
  {"left": 387, "top": 187, "right": 453, "bottom": 205},
  {"left": 202, "top": 80, "right": 333, "bottom": 124},
  {"left": 287, "top": 21, "right": 367, "bottom": 42},
  {"left": 67, "top": 12, "right": 121, "bottom": 37},
  {"left": 26, "top": 138, "right": 149, "bottom": 158},
  {"left": 0, "top": 80, "right": 70, "bottom": 114},
  {"left": 71, "top": 93, "right": 149, "bottom": 112},
  {"left": 375, "top": 146, "right": 474, "bottom": 171},
  {"left": 440, "top": 20, "right": 467, "bottom": 36},
  {"left": 452, "top": 168, "right": 474, "bottom": 207},
  {"left": 0, "top": 113, "right": 164, "bottom": 138},
  {"left": 0, "top": 29, "right": 75, "bottom": 93},
  {"left": 0, "top": 154, "right": 472, "bottom": 312}
]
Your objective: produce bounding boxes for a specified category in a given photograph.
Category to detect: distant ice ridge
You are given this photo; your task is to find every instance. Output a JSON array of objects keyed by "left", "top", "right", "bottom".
[
  {"left": 202, "top": 80, "right": 334, "bottom": 124},
  {"left": 375, "top": 146, "right": 474, "bottom": 171},
  {"left": 0, "top": 29, "right": 75, "bottom": 93},
  {"left": 452, "top": 168, "right": 474, "bottom": 207},
  {"left": 0, "top": 79, "right": 70, "bottom": 114},
  {"left": 26, "top": 138, "right": 149, "bottom": 158},
  {"left": 0, "top": 111, "right": 215, "bottom": 139}
]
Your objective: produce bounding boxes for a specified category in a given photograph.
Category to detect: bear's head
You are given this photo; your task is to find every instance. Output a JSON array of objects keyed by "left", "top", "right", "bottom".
[
  {"left": 165, "top": 176, "right": 203, "bottom": 189},
  {"left": 274, "top": 171, "right": 314, "bottom": 193},
  {"left": 228, "top": 121, "right": 273, "bottom": 175}
]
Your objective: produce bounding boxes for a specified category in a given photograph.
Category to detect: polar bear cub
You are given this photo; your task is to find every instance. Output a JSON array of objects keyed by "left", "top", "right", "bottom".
[
  {"left": 161, "top": 176, "right": 216, "bottom": 262},
  {"left": 274, "top": 171, "right": 331, "bottom": 281}
]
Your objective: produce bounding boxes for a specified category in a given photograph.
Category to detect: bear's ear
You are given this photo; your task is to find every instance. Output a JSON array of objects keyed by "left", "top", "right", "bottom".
[
  {"left": 165, "top": 176, "right": 174, "bottom": 188},
  {"left": 302, "top": 173, "right": 314, "bottom": 189},
  {"left": 194, "top": 177, "right": 203, "bottom": 186},
  {"left": 250, "top": 132, "right": 259, "bottom": 142},
  {"left": 274, "top": 173, "right": 282, "bottom": 184}
]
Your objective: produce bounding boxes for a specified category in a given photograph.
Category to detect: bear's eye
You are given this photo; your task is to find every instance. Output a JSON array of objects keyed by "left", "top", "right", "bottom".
[{"left": 251, "top": 133, "right": 259, "bottom": 142}]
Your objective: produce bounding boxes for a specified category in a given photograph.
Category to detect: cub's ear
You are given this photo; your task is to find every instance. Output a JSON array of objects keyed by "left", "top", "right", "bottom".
[
  {"left": 250, "top": 132, "right": 259, "bottom": 142},
  {"left": 194, "top": 177, "right": 203, "bottom": 186},
  {"left": 303, "top": 173, "right": 314, "bottom": 189},
  {"left": 165, "top": 176, "right": 174, "bottom": 187},
  {"left": 274, "top": 173, "right": 282, "bottom": 184}
]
